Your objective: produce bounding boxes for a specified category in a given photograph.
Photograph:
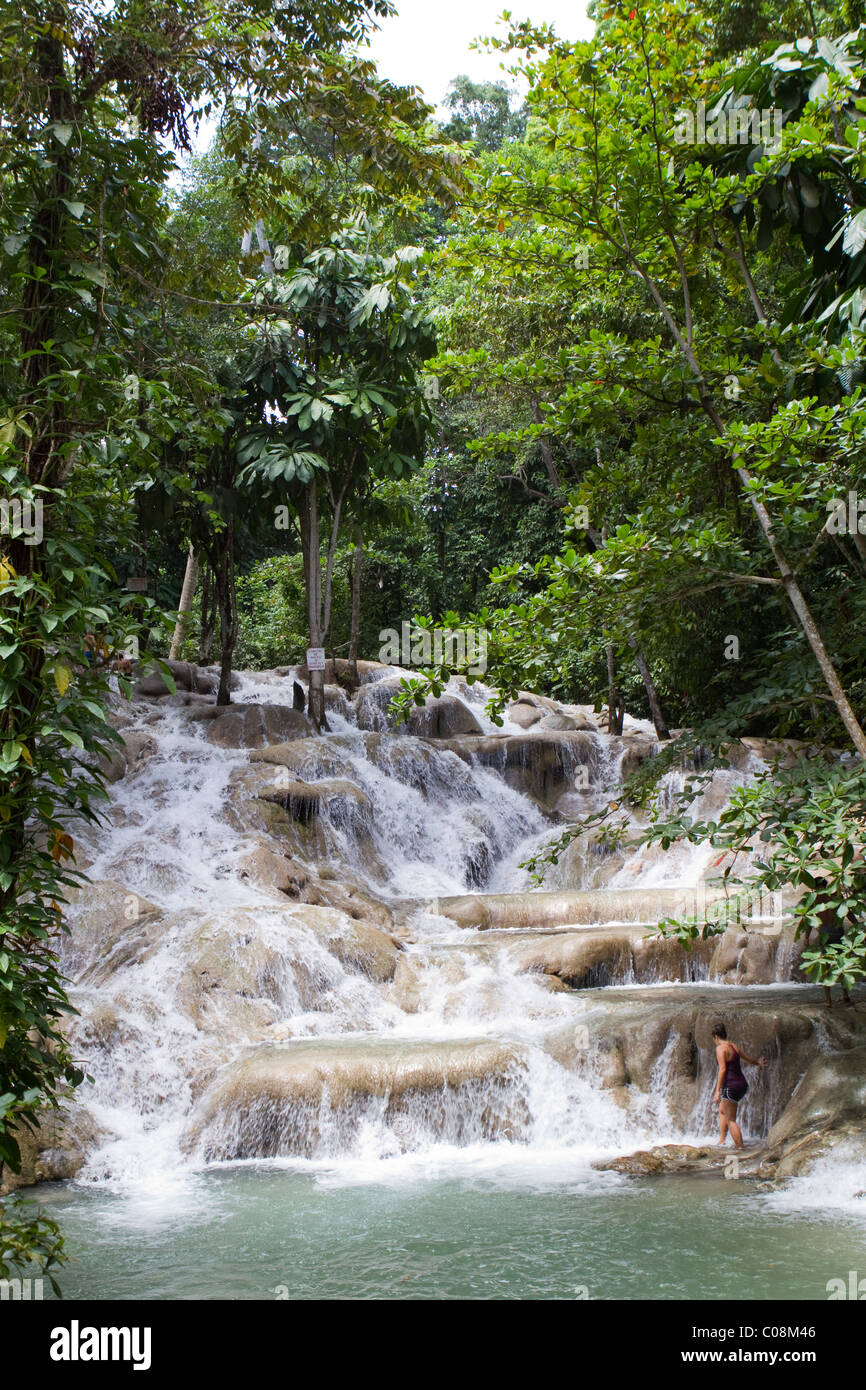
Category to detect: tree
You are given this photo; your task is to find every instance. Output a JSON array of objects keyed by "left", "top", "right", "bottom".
[
  {"left": 236, "top": 226, "right": 436, "bottom": 727},
  {"left": 409, "top": 2, "right": 866, "bottom": 752},
  {"left": 441, "top": 75, "right": 527, "bottom": 150},
  {"left": 0, "top": 0, "right": 448, "bottom": 1274}
]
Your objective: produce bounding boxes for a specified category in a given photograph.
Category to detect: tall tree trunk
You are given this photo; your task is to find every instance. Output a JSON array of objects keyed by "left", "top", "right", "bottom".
[
  {"left": 215, "top": 520, "right": 237, "bottom": 707},
  {"left": 712, "top": 408, "right": 866, "bottom": 756},
  {"left": 300, "top": 482, "right": 327, "bottom": 732},
  {"left": 169, "top": 546, "right": 199, "bottom": 660},
  {"left": 628, "top": 637, "right": 669, "bottom": 739},
  {"left": 348, "top": 528, "right": 363, "bottom": 691},
  {"left": 198, "top": 564, "right": 216, "bottom": 665},
  {"left": 606, "top": 644, "right": 624, "bottom": 735},
  {"left": 533, "top": 395, "right": 562, "bottom": 492},
  {"left": 625, "top": 251, "right": 866, "bottom": 756}
]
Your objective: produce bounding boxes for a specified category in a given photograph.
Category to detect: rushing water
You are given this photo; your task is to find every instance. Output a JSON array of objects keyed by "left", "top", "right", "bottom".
[{"left": 35, "top": 666, "right": 863, "bottom": 1299}]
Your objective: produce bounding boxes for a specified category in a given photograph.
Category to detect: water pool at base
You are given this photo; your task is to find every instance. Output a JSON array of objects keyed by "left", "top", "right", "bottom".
[{"left": 33, "top": 1164, "right": 866, "bottom": 1301}]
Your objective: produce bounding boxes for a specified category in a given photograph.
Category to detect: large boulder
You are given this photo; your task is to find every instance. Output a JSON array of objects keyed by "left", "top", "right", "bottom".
[
  {"left": 228, "top": 765, "right": 372, "bottom": 830},
  {"left": 98, "top": 729, "right": 157, "bottom": 784},
  {"left": 407, "top": 695, "right": 483, "bottom": 739},
  {"left": 184, "top": 1036, "right": 522, "bottom": 1159},
  {"left": 354, "top": 680, "right": 484, "bottom": 737},
  {"left": 433, "top": 730, "right": 605, "bottom": 807},
  {"left": 507, "top": 699, "right": 543, "bottom": 729},
  {"left": 59, "top": 879, "right": 164, "bottom": 984},
  {"left": 0, "top": 1109, "right": 104, "bottom": 1194},
  {"left": 710, "top": 922, "right": 807, "bottom": 986},
  {"left": 236, "top": 841, "right": 394, "bottom": 932},
  {"left": 312, "top": 916, "right": 402, "bottom": 983},
  {"left": 546, "top": 988, "right": 865, "bottom": 1134},
  {"left": 134, "top": 660, "right": 236, "bottom": 699},
  {"left": 353, "top": 675, "right": 408, "bottom": 731},
  {"left": 236, "top": 843, "right": 312, "bottom": 898},
  {"left": 206, "top": 704, "right": 313, "bottom": 749},
  {"left": 434, "top": 886, "right": 721, "bottom": 931},
  {"left": 513, "top": 926, "right": 715, "bottom": 989},
  {"left": 759, "top": 1046, "right": 866, "bottom": 1178},
  {"left": 249, "top": 741, "right": 355, "bottom": 780}
]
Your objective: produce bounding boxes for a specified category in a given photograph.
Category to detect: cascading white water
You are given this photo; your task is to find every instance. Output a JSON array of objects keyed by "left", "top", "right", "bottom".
[{"left": 58, "top": 669, "right": 791, "bottom": 1191}]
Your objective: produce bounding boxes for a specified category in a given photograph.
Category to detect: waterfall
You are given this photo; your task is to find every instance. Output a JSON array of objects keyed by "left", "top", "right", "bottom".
[{"left": 54, "top": 668, "right": 813, "bottom": 1190}]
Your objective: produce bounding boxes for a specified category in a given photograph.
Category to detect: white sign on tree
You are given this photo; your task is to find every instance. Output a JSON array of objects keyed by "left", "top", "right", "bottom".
[{"left": 306, "top": 648, "right": 326, "bottom": 671}]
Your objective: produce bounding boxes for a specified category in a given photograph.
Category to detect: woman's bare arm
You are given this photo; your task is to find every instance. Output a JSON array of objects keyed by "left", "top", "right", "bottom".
[{"left": 735, "top": 1046, "right": 767, "bottom": 1068}]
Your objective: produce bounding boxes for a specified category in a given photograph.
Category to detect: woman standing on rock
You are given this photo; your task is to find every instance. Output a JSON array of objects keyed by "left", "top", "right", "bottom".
[{"left": 711, "top": 1023, "right": 766, "bottom": 1149}]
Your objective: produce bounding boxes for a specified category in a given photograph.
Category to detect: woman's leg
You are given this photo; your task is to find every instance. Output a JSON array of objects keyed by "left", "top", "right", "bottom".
[
  {"left": 718, "top": 1096, "right": 729, "bottom": 1144},
  {"left": 722, "top": 1098, "right": 744, "bottom": 1149}
]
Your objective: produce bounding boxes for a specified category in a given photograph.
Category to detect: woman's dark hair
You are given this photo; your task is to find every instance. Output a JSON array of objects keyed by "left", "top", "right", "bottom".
[{"left": 712, "top": 1022, "right": 727, "bottom": 1039}]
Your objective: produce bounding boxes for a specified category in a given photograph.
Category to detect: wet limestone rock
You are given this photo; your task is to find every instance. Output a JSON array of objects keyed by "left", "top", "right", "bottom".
[
  {"left": 98, "top": 729, "right": 158, "bottom": 784},
  {"left": 236, "top": 843, "right": 312, "bottom": 898},
  {"left": 595, "top": 1144, "right": 723, "bottom": 1176},
  {"left": 60, "top": 879, "right": 164, "bottom": 984},
  {"left": 176, "top": 903, "right": 402, "bottom": 1034},
  {"left": 435, "top": 887, "right": 721, "bottom": 932},
  {"left": 206, "top": 704, "right": 313, "bottom": 749},
  {"left": 0, "top": 1109, "right": 104, "bottom": 1193},
  {"left": 407, "top": 695, "right": 483, "bottom": 739},
  {"left": 710, "top": 922, "right": 806, "bottom": 986},
  {"left": 312, "top": 915, "right": 402, "bottom": 984},
  {"left": 134, "top": 660, "right": 236, "bottom": 699},
  {"left": 758, "top": 1046, "right": 866, "bottom": 1179},
  {"left": 184, "top": 1037, "right": 523, "bottom": 1159},
  {"left": 432, "top": 730, "right": 604, "bottom": 807},
  {"left": 353, "top": 678, "right": 483, "bottom": 737},
  {"left": 513, "top": 927, "right": 715, "bottom": 989},
  {"left": 507, "top": 699, "right": 543, "bottom": 729}
]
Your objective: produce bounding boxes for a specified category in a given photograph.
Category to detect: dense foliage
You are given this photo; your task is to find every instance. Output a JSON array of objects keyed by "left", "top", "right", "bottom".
[{"left": 4, "top": 0, "right": 866, "bottom": 1281}]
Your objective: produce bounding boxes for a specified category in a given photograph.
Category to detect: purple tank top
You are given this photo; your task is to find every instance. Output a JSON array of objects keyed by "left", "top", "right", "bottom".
[{"left": 725, "top": 1048, "right": 745, "bottom": 1088}]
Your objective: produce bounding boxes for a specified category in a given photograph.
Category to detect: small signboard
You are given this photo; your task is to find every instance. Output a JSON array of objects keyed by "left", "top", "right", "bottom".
[
  {"left": 126, "top": 576, "right": 148, "bottom": 593},
  {"left": 306, "top": 647, "right": 326, "bottom": 671}
]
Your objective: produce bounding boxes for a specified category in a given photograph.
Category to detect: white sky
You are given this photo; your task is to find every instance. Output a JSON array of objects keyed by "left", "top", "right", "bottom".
[
  {"left": 174, "top": 0, "right": 593, "bottom": 173},
  {"left": 364, "top": 0, "right": 594, "bottom": 113}
]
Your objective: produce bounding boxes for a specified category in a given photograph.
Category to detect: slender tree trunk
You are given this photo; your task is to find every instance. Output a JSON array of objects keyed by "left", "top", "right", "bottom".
[
  {"left": 169, "top": 545, "right": 199, "bottom": 660},
  {"left": 348, "top": 528, "right": 363, "bottom": 690},
  {"left": 623, "top": 246, "right": 866, "bottom": 756},
  {"left": 215, "top": 520, "right": 237, "bottom": 707},
  {"left": 628, "top": 637, "right": 669, "bottom": 739},
  {"left": 704, "top": 399, "right": 866, "bottom": 758},
  {"left": 198, "top": 564, "right": 216, "bottom": 665},
  {"left": 606, "top": 644, "right": 624, "bottom": 735},
  {"left": 300, "top": 482, "right": 327, "bottom": 732},
  {"left": 533, "top": 396, "right": 563, "bottom": 492}
]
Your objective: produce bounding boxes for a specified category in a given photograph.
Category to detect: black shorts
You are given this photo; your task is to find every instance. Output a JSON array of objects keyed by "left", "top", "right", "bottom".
[{"left": 721, "top": 1084, "right": 748, "bottom": 1103}]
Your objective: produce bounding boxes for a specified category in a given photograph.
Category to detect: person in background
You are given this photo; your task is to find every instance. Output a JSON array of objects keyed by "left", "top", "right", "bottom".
[{"left": 711, "top": 1022, "right": 766, "bottom": 1149}]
